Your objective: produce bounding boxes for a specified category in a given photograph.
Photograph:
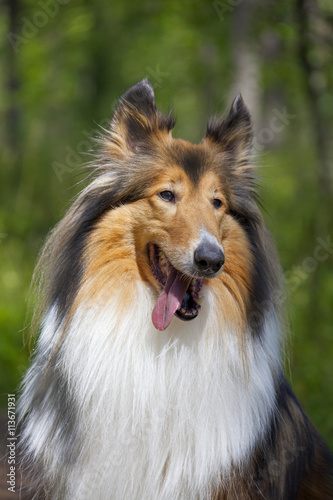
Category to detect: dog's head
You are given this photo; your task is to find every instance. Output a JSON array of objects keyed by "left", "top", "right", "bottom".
[
  {"left": 40, "top": 80, "right": 278, "bottom": 335},
  {"left": 91, "top": 80, "right": 272, "bottom": 331}
]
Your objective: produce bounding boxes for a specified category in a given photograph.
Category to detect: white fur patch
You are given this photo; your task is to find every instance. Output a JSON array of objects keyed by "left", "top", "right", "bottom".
[{"left": 19, "top": 283, "right": 280, "bottom": 499}]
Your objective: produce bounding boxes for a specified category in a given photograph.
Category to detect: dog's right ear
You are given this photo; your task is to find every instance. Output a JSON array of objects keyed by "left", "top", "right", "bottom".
[{"left": 107, "top": 79, "right": 175, "bottom": 155}]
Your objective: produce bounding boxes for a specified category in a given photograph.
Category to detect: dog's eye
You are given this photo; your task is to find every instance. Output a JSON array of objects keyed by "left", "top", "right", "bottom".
[
  {"left": 159, "top": 191, "right": 175, "bottom": 203},
  {"left": 212, "top": 198, "right": 223, "bottom": 209}
]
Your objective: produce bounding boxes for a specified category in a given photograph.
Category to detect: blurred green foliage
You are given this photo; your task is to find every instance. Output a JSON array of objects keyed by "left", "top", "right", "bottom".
[{"left": 1, "top": 0, "right": 332, "bottom": 446}]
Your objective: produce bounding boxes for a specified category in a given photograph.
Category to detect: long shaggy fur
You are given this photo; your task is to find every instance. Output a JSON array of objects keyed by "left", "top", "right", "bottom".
[{"left": 18, "top": 80, "right": 332, "bottom": 499}]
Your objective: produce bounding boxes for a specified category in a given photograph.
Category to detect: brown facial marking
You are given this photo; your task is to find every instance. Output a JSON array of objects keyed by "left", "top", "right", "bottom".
[{"left": 78, "top": 145, "right": 253, "bottom": 333}]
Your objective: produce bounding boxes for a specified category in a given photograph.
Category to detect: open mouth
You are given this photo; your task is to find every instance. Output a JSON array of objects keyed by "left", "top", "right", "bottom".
[{"left": 148, "top": 243, "right": 203, "bottom": 331}]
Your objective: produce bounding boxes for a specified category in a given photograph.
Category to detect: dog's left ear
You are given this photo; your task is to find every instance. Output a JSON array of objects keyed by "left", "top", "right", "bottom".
[
  {"left": 205, "top": 94, "right": 252, "bottom": 160},
  {"left": 108, "top": 79, "right": 174, "bottom": 154}
]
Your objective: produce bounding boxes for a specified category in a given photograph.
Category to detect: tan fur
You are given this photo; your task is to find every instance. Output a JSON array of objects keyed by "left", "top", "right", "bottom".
[{"left": 73, "top": 163, "right": 253, "bottom": 346}]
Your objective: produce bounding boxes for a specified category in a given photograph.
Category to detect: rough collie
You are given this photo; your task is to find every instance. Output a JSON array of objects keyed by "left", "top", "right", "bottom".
[{"left": 18, "top": 80, "right": 332, "bottom": 499}]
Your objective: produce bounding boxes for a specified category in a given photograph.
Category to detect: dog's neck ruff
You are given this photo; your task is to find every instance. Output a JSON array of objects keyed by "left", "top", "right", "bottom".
[{"left": 21, "top": 282, "right": 280, "bottom": 500}]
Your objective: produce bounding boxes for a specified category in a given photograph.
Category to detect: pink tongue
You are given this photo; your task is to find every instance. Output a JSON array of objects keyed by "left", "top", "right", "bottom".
[{"left": 152, "top": 268, "right": 190, "bottom": 331}]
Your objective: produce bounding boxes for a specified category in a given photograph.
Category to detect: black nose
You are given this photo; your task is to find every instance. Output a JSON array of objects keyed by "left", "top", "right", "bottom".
[{"left": 194, "top": 240, "right": 225, "bottom": 276}]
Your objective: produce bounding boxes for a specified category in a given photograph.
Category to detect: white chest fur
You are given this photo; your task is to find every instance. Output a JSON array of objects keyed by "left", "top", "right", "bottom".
[{"left": 22, "top": 284, "right": 280, "bottom": 500}]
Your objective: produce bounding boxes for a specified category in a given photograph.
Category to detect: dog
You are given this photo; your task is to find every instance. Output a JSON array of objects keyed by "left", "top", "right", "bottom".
[{"left": 18, "top": 80, "right": 332, "bottom": 499}]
